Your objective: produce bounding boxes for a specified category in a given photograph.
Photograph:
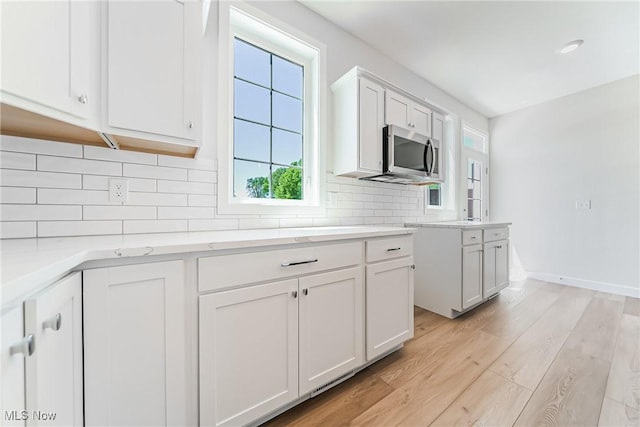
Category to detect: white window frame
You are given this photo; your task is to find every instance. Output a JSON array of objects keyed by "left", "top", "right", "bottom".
[
  {"left": 426, "top": 114, "right": 457, "bottom": 214},
  {"left": 460, "top": 122, "right": 490, "bottom": 221},
  {"left": 217, "top": 1, "right": 326, "bottom": 215}
]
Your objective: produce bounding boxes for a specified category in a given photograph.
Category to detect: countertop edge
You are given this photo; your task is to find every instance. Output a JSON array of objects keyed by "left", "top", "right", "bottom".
[{"left": 1, "top": 226, "right": 414, "bottom": 308}]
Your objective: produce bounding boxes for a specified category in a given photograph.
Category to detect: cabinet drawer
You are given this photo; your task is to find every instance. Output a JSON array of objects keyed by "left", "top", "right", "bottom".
[
  {"left": 366, "top": 235, "right": 413, "bottom": 263},
  {"left": 198, "top": 242, "right": 363, "bottom": 292},
  {"left": 484, "top": 227, "right": 509, "bottom": 242},
  {"left": 462, "top": 230, "right": 482, "bottom": 246}
]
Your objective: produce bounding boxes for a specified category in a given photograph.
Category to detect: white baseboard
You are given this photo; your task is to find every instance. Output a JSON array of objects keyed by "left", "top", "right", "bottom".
[{"left": 526, "top": 271, "right": 640, "bottom": 298}]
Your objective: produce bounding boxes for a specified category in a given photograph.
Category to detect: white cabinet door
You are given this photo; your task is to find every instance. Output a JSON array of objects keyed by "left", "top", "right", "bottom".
[
  {"left": 107, "top": 0, "right": 197, "bottom": 141},
  {"left": 1, "top": 305, "right": 27, "bottom": 427},
  {"left": 483, "top": 240, "right": 510, "bottom": 298},
  {"left": 199, "top": 279, "right": 299, "bottom": 427},
  {"left": 385, "top": 90, "right": 432, "bottom": 137},
  {"left": 358, "top": 78, "right": 384, "bottom": 173},
  {"left": 432, "top": 112, "right": 445, "bottom": 144},
  {"left": 365, "top": 257, "right": 414, "bottom": 360},
  {"left": 1, "top": 0, "right": 92, "bottom": 119},
  {"left": 411, "top": 103, "right": 432, "bottom": 137},
  {"left": 462, "top": 245, "right": 483, "bottom": 309},
  {"left": 83, "top": 260, "right": 186, "bottom": 427},
  {"left": 298, "top": 267, "right": 363, "bottom": 395},
  {"left": 24, "top": 272, "right": 83, "bottom": 427}
]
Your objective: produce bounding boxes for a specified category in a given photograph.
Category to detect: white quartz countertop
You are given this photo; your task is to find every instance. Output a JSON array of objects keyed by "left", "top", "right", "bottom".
[
  {"left": 1, "top": 226, "right": 413, "bottom": 305},
  {"left": 405, "top": 221, "right": 512, "bottom": 229}
]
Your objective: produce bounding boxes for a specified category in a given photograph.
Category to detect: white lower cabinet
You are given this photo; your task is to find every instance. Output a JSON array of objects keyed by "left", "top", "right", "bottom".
[
  {"left": 483, "top": 239, "right": 510, "bottom": 298},
  {"left": 1, "top": 304, "right": 27, "bottom": 427},
  {"left": 199, "top": 279, "right": 299, "bottom": 427},
  {"left": 1, "top": 272, "right": 83, "bottom": 427},
  {"left": 298, "top": 268, "right": 363, "bottom": 395},
  {"left": 365, "top": 257, "right": 414, "bottom": 360},
  {"left": 413, "top": 224, "right": 511, "bottom": 319},
  {"left": 199, "top": 266, "right": 364, "bottom": 427},
  {"left": 462, "top": 244, "right": 483, "bottom": 309},
  {"left": 83, "top": 260, "right": 187, "bottom": 427},
  {"left": 24, "top": 272, "right": 83, "bottom": 427}
]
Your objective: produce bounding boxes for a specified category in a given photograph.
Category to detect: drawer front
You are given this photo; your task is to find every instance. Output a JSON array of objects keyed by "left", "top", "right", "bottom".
[
  {"left": 366, "top": 235, "right": 413, "bottom": 263},
  {"left": 484, "top": 227, "right": 509, "bottom": 242},
  {"left": 462, "top": 230, "right": 482, "bottom": 246},
  {"left": 198, "top": 241, "right": 363, "bottom": 292}
]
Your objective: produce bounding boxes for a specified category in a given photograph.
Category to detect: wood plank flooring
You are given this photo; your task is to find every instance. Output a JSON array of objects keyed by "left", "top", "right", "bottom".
[{"left": 264, "top": 279, "right": 640, "bottom": 426}]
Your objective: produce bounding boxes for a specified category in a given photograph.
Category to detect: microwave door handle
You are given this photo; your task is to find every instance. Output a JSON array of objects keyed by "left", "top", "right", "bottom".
[
  {"left": 429, "top": 141, "right": 436, "bottom": 175},
  {"left": 423, "top": 143, "right": 429, "bottom": 174}
]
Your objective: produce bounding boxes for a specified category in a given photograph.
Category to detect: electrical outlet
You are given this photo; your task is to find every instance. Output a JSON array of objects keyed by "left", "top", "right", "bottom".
[
  {"left": 109, "top": 178, "right": 129, "bottom": 202},
  {"left": 575, "top": 199, "right": 591, "bottom": 210}
]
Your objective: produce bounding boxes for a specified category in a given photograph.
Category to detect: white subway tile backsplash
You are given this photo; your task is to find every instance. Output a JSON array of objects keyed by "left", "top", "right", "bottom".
[
  {"left": 0, "top": 135, "right": 83, "bottom": 157},
  {"left": 157, "top": 180, "right": 215, "bottom": 195},
  {"left": 124, "top": 219, "right": 188, "bottom": 234},
  {"left": 0, "top": 187, "right": 36, "bottom": 204},
  {"left": 1, "top": 221, "right": 36, "bottom": 238},
  {"left": 158, "top": 155, "right": 216, "bottom": 171},
  {"left": 188, "top": 219, "right": 238, "bottom": 231},
  {"left": 1, "top": 205, "right": 81, "bottom": 221},
  {"left": 82, "top": 175, "right": 157, "bottom": 192},
  {"left": 0, "top": 138, "right": 449, "bottom": 239},
  {"left": 188, "top": 169, "right": 216, "bottom": 183},
  {"left": 126, "top": 192, "right": 187, "bottom": 207},
  {"left": 84, "top": 146, "right": 157, "bottom": 165},
  {"left": 38, "top": 155, "right": 122, "bottom": 176},
  {"left": 0, "top": 151, "right": 36, "bottom": 170},
  {"left": 1, "top": 169, "right": 81, "bottom": 189},
  {"left": 238, "top": 219, "right": 280, "bottom": 230},
  {"left": 37, "top": 189, "right": 115, "bottom": 205},
  {"left": 187, "top": 194, "right": 215, "bottom": 207},
  {"left": 158, "top": 207, "right": 215, "bottom": 219},
  {"left": 278, "top": 218, "right": 313, "bottom": 228},
  {"left": 312, "top": 217, "right": 340, "bottom": 227},
  {"left": 37, "top": 221, "right": 122, "bottom": 237},
  {"left": 83, "top": 205, "right": 156, "bottom": 220},
  {"left": 123, "top": 163, "right": 186, "bottom": 181}
]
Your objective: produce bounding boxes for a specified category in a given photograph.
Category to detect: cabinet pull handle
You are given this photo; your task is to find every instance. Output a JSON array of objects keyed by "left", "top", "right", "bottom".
[
  {"left": 496, "top": 245, "right": 503, "bottom": 249},
  {"left": 470, "top": 236, "right": 478, "bottom": 240},
  {"left": 10, "top": 334, "right": 35, "bottom": 357},
  {"left": 187, "top": 120, "right": 194, "bottom": 129},
  {"left": 411, "top": 265, "right": 416, "bottom": 270},
  {"left": 292, "top": 291, "right": 298, "bottom": 298},
  {"left": 303, "top": 289, "right": 308, "bottom": 296},
  {"left": 281, "top": 259, "right": 318, "bottom": 267},
  {"left": 78, "top": 94, "right": 88, "bottom": 104},
  {"left": 387, "top": 247, "right": 401, "bottom": 252},
  {"left": 43, "top": 313, "right": 62, "bottom": 332}
]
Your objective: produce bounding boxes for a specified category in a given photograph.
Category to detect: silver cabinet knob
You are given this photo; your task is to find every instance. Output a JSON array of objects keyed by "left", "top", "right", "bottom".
[
  {"left": 303, "top": 289, "right": 308, "bottom": 296},
  {"left": 43, "top": 313, "right": 62, "bottom": 332},
  {"left": 292, "top": 291, "right": 298, "bottom": 298},
  {"left": 10, "top": 334, "right": 35, "bottom": 357},
  {"left": 187, "top": 120, "right": 194, "bottom": 129},
  {"left": 78, "top": 94, "right": 88, "bottom": 104}
]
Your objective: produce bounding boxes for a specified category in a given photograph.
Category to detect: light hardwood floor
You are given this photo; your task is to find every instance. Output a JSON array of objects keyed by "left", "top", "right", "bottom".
[{"left": 265, "top": 279, "right": 640, "bottom": 426}]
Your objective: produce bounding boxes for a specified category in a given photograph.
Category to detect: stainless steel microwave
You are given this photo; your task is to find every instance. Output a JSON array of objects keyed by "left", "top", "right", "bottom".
[{"left": 365, "top": 124, "right": 441, "bottom": 184}]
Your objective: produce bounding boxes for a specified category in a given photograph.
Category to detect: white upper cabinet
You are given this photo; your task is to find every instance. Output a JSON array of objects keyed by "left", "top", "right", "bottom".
[
  {"left": 332, "top": 70, "right": 385, "bottom": 177},
  {"left": 385, "top": 90, "right": 432, "bottom": 138},
  {"left": 1, "top": 0, "right": 96, "bottom": 123},
  {"left": 105, "top": 0, "right": 199, "bottom": 145}
]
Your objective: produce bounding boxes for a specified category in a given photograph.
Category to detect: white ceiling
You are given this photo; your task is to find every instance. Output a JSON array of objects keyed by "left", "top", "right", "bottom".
[{"left": 300, "top": 1, "right": 640, "bottom": 118}]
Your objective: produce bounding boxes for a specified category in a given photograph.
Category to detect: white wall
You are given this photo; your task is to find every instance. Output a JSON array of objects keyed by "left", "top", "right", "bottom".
[
  {"left": 0, "top": 1, "right": 489, "bottom": 239},
  {"left": 490, "top": 75, "right": 640, "bottom": 295}
]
